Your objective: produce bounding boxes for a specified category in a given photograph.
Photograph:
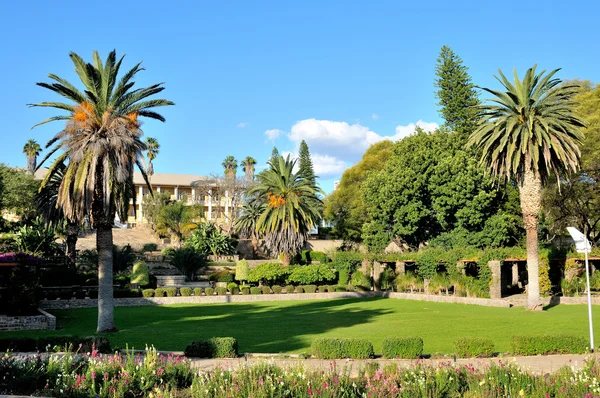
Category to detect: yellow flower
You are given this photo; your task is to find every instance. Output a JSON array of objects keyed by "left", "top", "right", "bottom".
[{"left": 519, "top": 389, "right": 525, "bottom": 396}]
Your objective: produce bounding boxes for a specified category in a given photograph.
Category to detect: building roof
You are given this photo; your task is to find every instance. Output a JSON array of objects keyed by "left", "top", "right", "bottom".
[{"left": 133, "top": 172, "right": 212, "bottom": 187}]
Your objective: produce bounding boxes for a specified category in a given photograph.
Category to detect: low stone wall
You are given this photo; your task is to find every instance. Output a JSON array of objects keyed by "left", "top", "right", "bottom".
[
  {"left": 0, "top": 309, "right": 56, "bottom": 331},
  {"left": 384, "top": 292, "right": 511, "bottom": 308}
]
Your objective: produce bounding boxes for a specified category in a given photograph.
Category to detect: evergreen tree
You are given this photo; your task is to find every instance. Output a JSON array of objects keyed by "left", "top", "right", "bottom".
[
  {"left": 434, "top": 46, "right": 480, "bottom": 136},
  {"left": 270, "top": 147, "right": 280, "bottom": 162},
  {"left": 298, "top": 140, "right": 316, "bottom": 184}
]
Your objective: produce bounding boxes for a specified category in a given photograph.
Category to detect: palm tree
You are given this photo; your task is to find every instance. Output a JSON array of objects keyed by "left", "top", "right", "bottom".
[
  {"left": 222, "top": 156, "right": 238, "bottom": 180},
  {"left": 145, "top": 137, "right": 160, "bottom": 180},
  {"left": 156, "top": 201, "right": 198, "bottom": 247},
  {"left": 30, "top": 50, "right": 174, "bottom": 332},
  {"left": 23, "top": 139, "right": 41, "bottom": 174},
  {"left": 468, "top": 65, "right": 584, "bottom": 310},
  {"left": 241, "top": 156, "right": 257, "bottom": 184},
  {"left": 250, "top": 155, "right": 322, "bottom": 265},
  {"left": 235, "top": 199, "right": 266, "bottom": 258}
]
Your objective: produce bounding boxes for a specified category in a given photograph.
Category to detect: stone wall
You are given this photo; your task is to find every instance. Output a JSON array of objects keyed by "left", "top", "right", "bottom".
[
  {"left": 384, "top": 292, "right": 511, "bottom": 308},
  {"left": 0, "top": 309, "right": 56, "bottom": 331}
]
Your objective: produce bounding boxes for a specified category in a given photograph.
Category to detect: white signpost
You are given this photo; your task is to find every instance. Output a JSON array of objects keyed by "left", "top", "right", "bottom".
[{"left": 567, "top": 227, "right": 595, "bottom": 351}]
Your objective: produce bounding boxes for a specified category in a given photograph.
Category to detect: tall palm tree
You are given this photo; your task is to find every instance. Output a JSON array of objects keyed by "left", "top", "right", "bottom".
[
  {"left": 23, "top": 139, "right": 41, "bottom": 174},
  {"left": 31, "top": 50, "right": 174, "bottom": 332},
  {"left": 235, "top": 199, "right": 266, "bottom": 258},
  {"left": 156, "top": 201, "right": 197, "bottom": 247},
  {"left": 250, "top": 155, "right": 322, "bottom": 265},
  {"left": 222, "top": 155, "right": 238, "bottom": 180},
  {"left": 241, "top": 156, "right": 257, "bottom": 184},
  {"left": 468, "top": 65, "right": 584, "bottom": 310},
  {"left": 144, "top": 137, "right": 160, "bottom": 180}
]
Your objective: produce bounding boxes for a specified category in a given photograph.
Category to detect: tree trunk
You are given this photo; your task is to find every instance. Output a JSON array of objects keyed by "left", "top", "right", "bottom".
[
  {"left": 96, "top": 225, "right": 116, "bottom": 332},
  {"left": 251, "top": 234, "right": 258, "bottom": 259},
  {"left": 282, "top": 253, "right": 291, "bottom": 266},
  {"left": 519, "top": 160, "right": 543, "bottom": 311},
  {"left": 65, "top": 222, "right": 79, "bottom": 267}
]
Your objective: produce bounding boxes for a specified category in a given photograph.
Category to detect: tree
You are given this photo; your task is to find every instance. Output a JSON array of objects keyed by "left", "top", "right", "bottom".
[
  {"left": 468, "top": 66, "right": 585, "bottom": 310},
  {"left": 324, "top": 140, "right": 394, "bottom": 242},
  {"left": 31, "top": 50, "right": 173, "bottom": 332},
  {"left": 250, "top": 155, "right": 322, "bottom": 265},
  {"left": 0, "top": 164, "right": 39, "bottom": 219},
  {"left": 270, "top": 147, "right": 280, "bottom": 162},
  {"left": 240, "top": 156, "right": 257, "bottom": 184},
  {"left": 222, "top": 156, "right": 238, "bottom": 180},
  {"left": 22, "top": 139, "right": 41, "bottom": 175},
  {"left": 145, "top": 137, "right": 160, "bottom": 180},
  {"left": 434, "top": 46, "right": 480, "bottom": 135},
  {"left": 235, "top": 199, "right": 266, "bottom": 258},
  {"left": 298, "top": 140, "right": 315, "bottom": 183},
  {"left": 156, "top": 201, "right": 198, "bottom": 247},
  {"left": 142, "top": 191, "right": 172, "bottom": 229}
]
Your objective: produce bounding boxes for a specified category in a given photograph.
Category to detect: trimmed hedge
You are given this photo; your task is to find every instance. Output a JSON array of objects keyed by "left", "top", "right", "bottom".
[
  {"left": 230, "top": 287, "right": 240, "bottom": 295},
  {"left": 285, "top": 285, "right": 295, "bottom": 293},
  {"left": 511, "top": 335, "right": 588, "bottom": 355},
  {"left": 272, "top": 285, "right": 283, "bottom": 294},
  {"left": 382, "top": 337, "right": 424, "bottom": 359},
  {"left": 295, "top": 286, "right": 304, "bottom": 294},
  {"left": 227, "top": 282, "right": 238, "bottom": 292},
  {"left": 165, "top": 288, "right": 177, "bottom": 297},
  {"left": 180, "top": 287, "right": 192, "bottom": 296},
  {"left": 142, "top": 289, "right": 154, "bottom": 298},
  {"left": 312, "top": 338, "right": 374, "bottom": 359},
  {"left": 241, "top": 287, "right": 250, "bottom": 295},
  {"left": 454, "top": 337, "right": 495, "bottom": 358},
  {"left": 250, "top": 287, "right": 262, "bottom": 295},
  {"left": 261, "top": 286, "right": 272, "bottom": 294},
  {"left": 154, "top": 288, "right": 167, "bottom": 298},
  {"left": 205, "top": 287, "right": 215, "bottom": 296},
  {"left": 216, "top": 287, "right": 227, "bottom": 296},
  {"left": 184, "top": 337, "right": 238, "bottom": 358},
  {"left": 303, "top": 285, "right": 317, "bottom": 293},
  {"left": 0, "top": 336, "right": 111, "bottom": 353},
  {"left": 335, "top": 285, "right": 347, "bottom": 292},
  {"left": 193, "top": 287, "right": 203, "bottom": 296}
]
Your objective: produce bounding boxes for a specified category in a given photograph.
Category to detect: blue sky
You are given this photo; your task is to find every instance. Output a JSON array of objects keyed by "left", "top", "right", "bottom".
[{"left": 1, "top": 0, "right": 599, "bottom": 192}]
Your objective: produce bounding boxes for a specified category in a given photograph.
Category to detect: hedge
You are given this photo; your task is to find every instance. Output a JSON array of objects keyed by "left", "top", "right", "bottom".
[
  {"left": 142, "top": 289, "right": 154, "bottom": 298},
  {"left": 154, "top": 288, "right": 167, "bottom": 297},
  {"left": 193, "top": 287, "right": 203, "bottom": 296},
  {"left": 272, "top": 285, "right": 283, "bottom": 294},
  {"left": 285, "top": 285, "right": 295, "bottom": 293},
  {"left": 250, "top": 287, "right": 262, "bottom": 295},
  {"left": 165, "top": 287, "right": 177, "bottom": 297},
  {"left": 0, "top": 336, "right": 111, "bottom": 353},
  {"left": 511, "top": 335, "right": 588, "bottom": 355},
  {"left": 205, "top": 287, "right": 215, "bottom": 296},
  {"left": 311, "top": 338, "right": 374, "bottom": 359},
  {"left": 184, "top": 337, "right": 238, "bottom": 358},
  {"left": 454, "top": 337, "right": 495, "bottom": 358},
  {"left": 382, "top": 337, "right": 424, "bottom": 359},
  {"left": 216, "top": 287, "right": 228, "bottom": 296},
  {"left": 180, "top": 287, "right": 192, "bottom": 296}
]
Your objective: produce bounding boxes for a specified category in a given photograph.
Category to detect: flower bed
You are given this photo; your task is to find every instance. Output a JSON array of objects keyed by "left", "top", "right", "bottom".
[{"left": 2, "top": 346, "right": 600, "bottom": 397}]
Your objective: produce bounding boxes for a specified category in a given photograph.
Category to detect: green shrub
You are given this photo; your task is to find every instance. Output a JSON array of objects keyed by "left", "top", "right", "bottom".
[
  {"left": 511, "top": 335, "right": 588, "bottom": 355},
  {"left": 154, "top": 288, "right": 167, "bottom": 297},
  {"left": 287, "top": 264, "right": 336, "bottom": 285},
  {"left": 170, "top": 247, "right": 206, "bottom": 280},
  {"left": 303, "top": 285, "right": 317, "bottom": 293},
  {"left": 261, "top": 286, "right": 272, "bottom": 294},
  {"left": 235, "top": 259, "right": 249, "bottom": 282},
  {"left": 216, "top": 287, "right": 227, "bottom": 295},
  {"left": 114, "top": 288, "right": 141, "bottom": 298},
  {"left": 193, "top": 287, "right": 203, "bottom": 296},
  {"left": 351, "top": 271, "right": 371, "bottom": 290},
  {"left": 130, "top": 260, "right": 150, "bottom": 286},
  {"left": 142, "top": 243, "right": 158, "bottom": 253},
  {"left": 241, "top": 287, "right": 250, "bottom": 295},
  {"left": 311, "top": 251, "right": 329, "bottom": 264},
  {"left": 230, "top": 287, "right": 239, "bottom": 295},
  {"left": 454, "top": 337, "right": 495, "bottom": 358},
  {"left": 285, "top": 285, "right": 295, "bottom": 293},
  {"left": 248, "top": 263, "right": 288, "bottom": 285},
  {"left": 272, "top": 285, "right": 283, "bottom": 294},
  {"left": 162, "top": 247, "right": 175, "bottom": 256},
  {"left": 326, "top": 285, "right": 337, "bottom": 293},
  {"left": 0, "top": 335, "right": 112, "bottom": 354},
  {"left": 205, "top": 287, "right": 215, "bottom": 296},
  {"left": 142, "top": 289, "right": 154, "bottom": 298},
  {"left": 338, "top": 270, "right": 349, "bottom": 286},
  {"left": 312, "top": 338, "right": 374, "bottom": 359},
  {"left": 227, "top": 282, "right": 239, "bottom": 292},
  {"left": 335, "top": 285, "right": 347, "bottom": 292},
  {"left": 295, "top": 286, "right": 304, "bottom": 293},
  {"left": 382, "top": 337, "right": 424, "bottom": 359},
  {"left": 209, "top": 269, "right": 234, "bottom": 283},
  {"left": 180, "top": 287, "right": 192, "bottom": 296},
  {"left": 300, "top": 250, "right": 312, "bottom": 264},
  {"left": 250, "top": 287, "right": 261, "bottom": 295},
  {"left": 165, "top": 287, "right": 177, "bottom": 297},
  {"left": 184, "top": 337, "right": 238, "bottom": 358}
]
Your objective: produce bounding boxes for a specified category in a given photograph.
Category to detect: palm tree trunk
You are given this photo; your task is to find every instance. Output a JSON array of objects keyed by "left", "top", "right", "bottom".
[
  {"left": 251, "top": 233, "right": 259, "bottom": 259},
  {"left": 65, "top": 222, "right": 79, "bottom": 267},
  {"left": 519, "top": 162, "right": 543, "bottom": 311},
  {"left": 97, "top": 224, "right": 116, "bottom": 332},
  {"left": 282, "top": 253, "right": 291, "bottom": 266}
]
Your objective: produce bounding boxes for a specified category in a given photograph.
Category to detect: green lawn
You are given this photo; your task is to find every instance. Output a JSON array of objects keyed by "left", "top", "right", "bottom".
[{"left": 3, "top": 297, "right": 599, "bottom": 355}]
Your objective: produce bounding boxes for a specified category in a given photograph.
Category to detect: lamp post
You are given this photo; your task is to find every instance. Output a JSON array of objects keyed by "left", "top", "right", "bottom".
[{"left": 567, "top": 227, "right": 595, "bottom": 352}]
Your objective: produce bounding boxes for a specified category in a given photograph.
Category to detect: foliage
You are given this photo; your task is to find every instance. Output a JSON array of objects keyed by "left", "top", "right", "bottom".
[
  {"left": 185, "top": 337, "right": 238, "bottom": 358},
  {"left": 142, "top": 289, "right": 154, "bottom": 297},
  {"left": 0, "top": 164, "right": 39, "bottom": 219},
  {"left": 141, "top": 243, "right": 158, "bottom": 252},
  {"left": 156, "top": 201, "right": 198, "bottom": 245},
  {"left": 209, "top": 269, "right": 234, "bottom": 282},
  {"left": 226, "top": 282, "right": 238, "bottom": 292},
  {"left": 216, "top": 286, "right": 227, "bottom": 295},
  {"left": 143, "top": 191, "right": 172, "bottom": 228},
  {"left": 130, "top": 260, "right": 149, "bottom": 286},
  {"left": 247, "top": 262, "right": 288, "bottom": 285},
  {"left": 193, "top": 287, "right": 203, "bottom": 296},
  {"left": 303, "top": 284, "right": 317, "bottom": 293},
  {"left": 169, "top": 247, "right": 206, "bottom": 280},
  {"left": 511, "top": 335, "right": 588, "bottom": 355},
  {"left": 311, "top": 338, "right": 374, "bottom": 359},
  {"left": 0, "top": 335, "right": 110, "bottom": 354},
  {"left": 235, "top": 259, "right": 249, "bottom": 282},
  {"left": 204, "top": 287, "right": 214, "bottom": 296},
  {"left": 240, "top": 156, "right": 257, "bottom": 183},
  {"left": 222, "top": 155, "right": 238, "bottom": 179},
  {"left": 112, "top": 244, "right": 136, "bottom": 274},
  {"left": 154, "top": 288, "right": 166, "bottom": 298},
  {"left": 294, "top": 286, "right": 304, "bottom": 293},
  {"left": 271, "top": 285, "right": 282, "bottom": 294},
  {"left": 185, "top": 222, "right": 236, "bottom": 256},
  {"left": 382, "top": 337, "right": 424, "bottom": 359},
  {"left": 453, "top": 337, "right": 495, "bottom": 358},
  {"left": 261, "top": 286, "right": 272, "bottom": 294},
  {"left": 165, "top": 287, "right": 177, "bottom": 297},
  {"left": 13, "top": 218, "right": 61, "bottom": 257},
  {"left": 286, "top": 264, "right": 336, "bottom": 285},
  {"left": 144, "top": 137, "right": 160, "bottom": 177},
  {"left": 250, "top": 287, "right": 261, "bottom": 295},
  {"left": 241, "top": 287, "right": 250, "bottom": 295},
  {"left": 351, "top": 270, "right": 371, "bottom": 290},
  {"left": 285, "top": 285, "right": 295, "bottom": 293}
]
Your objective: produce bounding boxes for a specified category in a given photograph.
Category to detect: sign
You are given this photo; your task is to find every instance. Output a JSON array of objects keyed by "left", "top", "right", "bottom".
[{"left": 567, "top": 227, "right": 592, "bottom": 254}]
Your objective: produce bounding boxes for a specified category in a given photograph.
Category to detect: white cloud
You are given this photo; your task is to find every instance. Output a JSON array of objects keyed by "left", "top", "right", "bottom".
[
  {"left": 264, "top": 128, "right": 284, "bottom": 141},
  {"left": 371, "top": 113, "right": 379, "bottom": 120},
  {"left": 393, "top": 120, "right": 439, "bottom": 141},
  {"left": 311, "top": 154, "right": 347, "bottom": 177},
  {"left": 237, "top": 122, "right": 249, "bottom": 128}
]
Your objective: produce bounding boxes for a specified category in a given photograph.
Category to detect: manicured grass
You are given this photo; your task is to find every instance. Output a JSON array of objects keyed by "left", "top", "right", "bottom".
[{"left": 3, "top": 297, "right": 599, "bottom": 355}]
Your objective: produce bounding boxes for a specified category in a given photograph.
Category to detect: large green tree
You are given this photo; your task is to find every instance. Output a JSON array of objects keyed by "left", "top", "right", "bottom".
[
  {"left": 250, "top": 155, "right": 322, "bottom": 265},
  {"left": 0, "top": 164, "right": 39, "bottom": 219},
  {"left": 23, "top": 139, "right": 41, "bottom": 175},
  {"left": 240, "top": 156, "right": 257, "bottom": 184},
  {"left": 234, "top": 199, "right": 266, "bottom": 258},
  {"left": 434, "top": 46, "right": 480, "bottom": 135},
  {"left": 468, "top": 66, "right": 584, "bottom": 310},
  {"left": 31, "top": 50, "right": 173, "bottom": 332},
  {"left": 144, "top": 137, "right": 160, "bottom": 180},
  {"left": 157, "top": 201, "right": 198, "bottom": 247},
  {"left": 222, "top": 156, "right": 238, "bottom": 180},
  {"left": 298, "top": 140, "right": 315, "bottom": 183},
  {"left": 324, "top": 140, "right": 394, "bottom": 242}
]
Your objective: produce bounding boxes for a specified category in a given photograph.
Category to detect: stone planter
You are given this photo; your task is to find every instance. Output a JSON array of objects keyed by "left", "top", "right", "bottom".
[{"left": 0, "top": 309, "right": 56, "bottom": 331}]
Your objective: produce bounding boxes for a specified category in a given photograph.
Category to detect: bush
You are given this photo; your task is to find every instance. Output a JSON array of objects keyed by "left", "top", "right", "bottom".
[
  {"left": 154, "top": 288, "right": 166, "bottom": 298},
  {"left": 312, "top": 338, "right": 374, "bottom": 359},
  {"left": 230, "top": 287, "right": 239, "bottom": 295},
  {"left": 248, "top": 263, "right": 288, "bottom": 285},
  {"left": 0, "top": 335, "right": 112, "bottom": 354},
  {"left": 162, "top": 247, "right": 175, "bottom": 256},
  {"left": 311, "top": 251, "right": 329, "bottom": 264},
  {"left": 454, "top": 337, "right": 495, "bottom": 358},
  {"left": 205, "top": 287, "right": 215, "bottom": 296},
  {"left": 285, "top": 285, "right": 295, "bottom": 293},
  {"left": 235, "top": 259, "right": 249, "bottom": 282},
  {"left": 303, "top": 285, "right": 317, "bottom": 293},
  {"left": 216, "top": 287, "right": 227, "bottom": 295},
  {"left": 142, "top": 289, "right": 155, "bottom": 298},
  {"left": 295, "top": 286, "right": 304, "bottom": 294},
  {"left": 227, "top": 282, "right": 239, "bottom": 292},
  {"left": 130, "top": 260, "right": 150, "bottom": 286},
  {"left": 300, "top": 250, "right": 312, "bottom": 264},
  {"left": 511, "top": 335, "right": 588, "bottom": 355},
  {"left": 351, "top": 271, "right": 371, "bottom": 290},
  {"left": 180, "top": 287, "right": 192, "bottom": 296},
  {"left": 338, "top": 270, "right": 350, "bottom": 286},
  {"left": 193, "top": 287, "right": 203, "bottom": 296},
  {"left": 114, "top": 288, "right": 141, "bottom": 298},
  {"left": 250, "top": 287, "right": 262, "bottom": 295},
  {"left": 261, "top": 286, "right": 272, "bottom": 294},
  {"left": 241, "top": 287, "right": 250, "bottom": 295},
  {"left": 382, "top": 337, "right": 424, "bottom": 359},
  {"left": 209, "top": 269, "right": 234, "bottom": 283},
  {"left": 165, "top": 288, "right": 177, "bottom": 297},
  {"left": 113, "top": 244, "right": 137, "bottom": 274},
  {"left": 170, "top": 247, "right": 206, "bottom": 280},
  {"left": 142, "top": 243, "right": 158, "bottom": 253},
  {"left": 287, "top": 264, "right": 336, "bottom": 285},
  {"left": 326, "top": 285, "right": 337, "bottom": 293},
  {"left": 184, "top": 337, "right": 238, "bottom": 358},
  {"left": 272, "top": 285, "right": 283, "bottom": 294}
]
